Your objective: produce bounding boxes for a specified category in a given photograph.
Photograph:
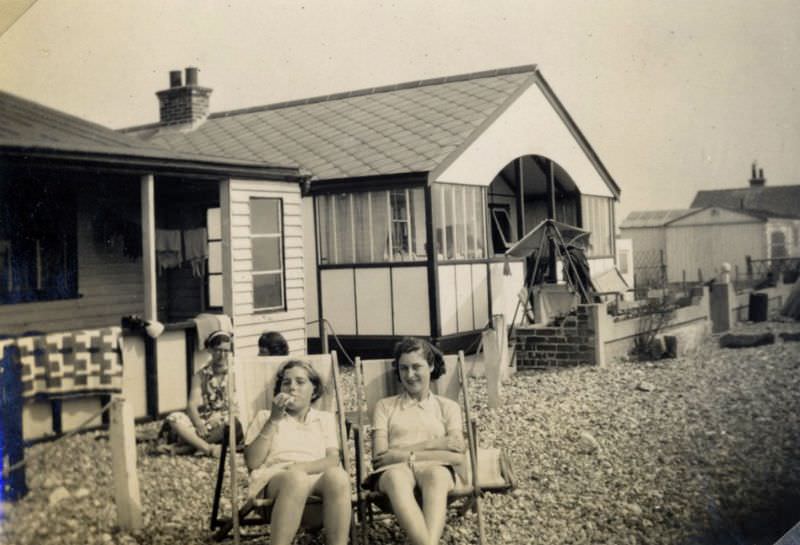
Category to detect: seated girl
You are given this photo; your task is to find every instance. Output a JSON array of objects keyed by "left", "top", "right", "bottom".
[
  {"left": 160, "top": 330, "right": 242, "bottom": 456},
  {"left": 243, "top": 359, "right": 351, "bottom": 545},
  {"left": 365, "top": 337, "right": 466, "bottom": 545}
]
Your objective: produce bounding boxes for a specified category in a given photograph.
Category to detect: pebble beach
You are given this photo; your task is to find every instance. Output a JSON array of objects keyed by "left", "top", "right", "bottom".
[{"left": 2, "top": 320, "right": 799, "bottom": 545}]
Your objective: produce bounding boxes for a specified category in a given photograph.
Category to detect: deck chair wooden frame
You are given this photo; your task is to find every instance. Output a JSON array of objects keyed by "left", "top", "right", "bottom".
[
  {"left": 352, "top": 351, "right": 515, "bottom": 545},
  {"left": 209, "top": 351, "right": 357, "bottom": 544}
]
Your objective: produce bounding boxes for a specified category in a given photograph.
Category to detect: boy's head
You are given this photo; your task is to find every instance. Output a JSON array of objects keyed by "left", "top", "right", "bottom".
[{"left": 258, "top": 331, "right": 289, "bottom": 356}]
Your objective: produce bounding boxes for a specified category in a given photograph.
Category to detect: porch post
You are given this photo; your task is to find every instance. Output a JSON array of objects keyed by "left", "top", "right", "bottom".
[
  {"left": 219, "top": 179, "right": 234, "bottom": 319},
  {"left": 515, "top": 158, "right": 525, "bottom": 240},
  {"left": 140, "top": 174, "right": 157, "bottom": 321},
  {"left": 546, "top": 160, "right": 557, "bottom": 283},
  {"left": 424, "top": 185, "right": 441, "bottom": 340}
]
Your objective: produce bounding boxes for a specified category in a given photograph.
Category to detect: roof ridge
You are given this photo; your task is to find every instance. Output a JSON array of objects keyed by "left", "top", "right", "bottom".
[{"left": 207, "top": 64, "right": 538, "bottom": 120}]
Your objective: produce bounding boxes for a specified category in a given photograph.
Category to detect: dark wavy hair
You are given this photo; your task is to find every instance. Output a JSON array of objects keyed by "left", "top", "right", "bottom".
[
  {"left": 258, "top": 331, "right": 289, "bottom": 356},
  {"left": 392, "top": 337, "right": 446, "bottom": 381},
  {"left": 273, "top": 359, "right": 324, "bottom": 403}
]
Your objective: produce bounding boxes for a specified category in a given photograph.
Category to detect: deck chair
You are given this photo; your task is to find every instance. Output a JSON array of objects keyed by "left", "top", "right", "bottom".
[
  {"left": 209, "top": 351, "right": 357, "bottom": 544},
  {"left": 352, "top": 351, "right": 515, "bottom": 545}
]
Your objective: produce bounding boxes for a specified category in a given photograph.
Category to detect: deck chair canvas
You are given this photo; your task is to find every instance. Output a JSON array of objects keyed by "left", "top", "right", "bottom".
[
  {"left": 352, "top": 351, "right": 515, "bottom": 545},
  {"left": 210, "top": 351, "right": 356, "bottom": 543}
]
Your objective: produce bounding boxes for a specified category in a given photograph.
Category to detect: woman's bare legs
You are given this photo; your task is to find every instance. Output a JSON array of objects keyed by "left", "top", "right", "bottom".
[
  {"left": 265, "top": 470, "right": 315, "bottom": 545},
  {"left": 379, "top": 465, "right": 429, "bottom": 545},
  {"left": 311, "top": 466, "right": 352, "bottom": 545},
  {"left": 166, "top": 415, "right": 219, "bottom": 455},
  {"left": 416, "top": 466, "right": 454, "bottom": 545}
]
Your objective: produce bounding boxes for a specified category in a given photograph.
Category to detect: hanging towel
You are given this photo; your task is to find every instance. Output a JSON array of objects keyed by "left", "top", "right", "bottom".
[
  {"left": 193, "top": 313, "right": 234, "bottom": 350},
  {"left": 183, "top": 227, "right": 208, "bottom": 278},
  {"left": 156, "top": 229, "right": 183, "bottom": 273}
]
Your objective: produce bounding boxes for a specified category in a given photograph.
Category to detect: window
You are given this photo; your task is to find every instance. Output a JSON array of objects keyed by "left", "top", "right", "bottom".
[
  {"left": 580, "top": 195, "right": 613, "bottom": 257},
  {"left": 618, "top": 248, "right": 630, "bottom": 275},
  {"left": 432, "top": 184, "right": 487, "bottom": 260},
  {"left": 770, "top": 231, "right": 787, "bottom": 259},
  {"left": 317, "top": 188, "right": 427, "bottom": 264},
  {"left": 489, "top": 205, "right": 513, "bottom": 253},
  {"left": 250, "top": 198, "right": 284, "bottom": 311},
  {"left": 0, "top": 181, "right": 78, "bottom": 305},
  {"left": 206, "top": 208, "right": 223, "bottom": 308}
]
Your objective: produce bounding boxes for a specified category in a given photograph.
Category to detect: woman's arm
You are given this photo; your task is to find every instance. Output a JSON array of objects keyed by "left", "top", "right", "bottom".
[
  {"left": 288, "top": 448, "right": 340, "bottom": 474},
  {"left": 185, "top": 373, "right": 206, "bottom": 434},
  {"left": 244, "top": 414, "right": 279, "bottom": 470}
]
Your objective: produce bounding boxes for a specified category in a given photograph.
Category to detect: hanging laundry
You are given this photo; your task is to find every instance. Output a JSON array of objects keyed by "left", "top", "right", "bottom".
[
  {"left": 156, "top": 229, "right": 182, "bottom": 273},
  {"left": 183, "top": 227, "right": 208, "bottom": 278}
]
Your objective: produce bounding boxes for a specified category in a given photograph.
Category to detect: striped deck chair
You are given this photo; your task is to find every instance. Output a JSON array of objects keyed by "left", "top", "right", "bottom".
[
  {"left": 209, "top": 351, "right": 357, "bottom": 544},
  {"left": 352, "top": 351, "right": 515, "bottom": 545}
]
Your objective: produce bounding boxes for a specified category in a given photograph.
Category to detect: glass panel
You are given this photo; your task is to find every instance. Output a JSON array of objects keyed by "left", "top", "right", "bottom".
[
  {"left": 253, "top": 237, "right": 282, "bottom": 271},
  {"left": 371, "top": 191, "right": 390, "bottom": 261},
  {"left": 411, "top": 188, "right": 427, "bottom": 259},
  {"left": 253, "top": 272, "right": 283, "bottom": 309},
  {"left": 581, "top": 196, "right": 612, "bottom": 256},
  {"left": 316, "top": 195, "right": 332, "bottom": 264},
  {"left": 353, "top": 193, "right": 372, "bottom": 262},
  {"left": 465, "top": 187, "right": 476, "bottom": 258},
  {"left": 444, "top": 185, "right": 456, "bottom": 260},
  {"left": 432, "top": 185, "right": 445, "bottom": 259},
  {"left": 250, "top": 199, "right": 281, "bottom": 234},
  {"left": 208, "top": 241, "right": 222, "bottom": 273},
  {"left": 334, "top": 194, "right": 354, "bottom": 263},
  {"left": 207, "top": 208, "right": 221, "bottom": 239},
  {"left": 476, "top": 189, "right": 486, "bottom": 258},
  {"left": 390, "top": 189, "right": 410, "bottom": 260},
  {"left": 208, "top": 275, "right": 223, "bottom": 307}
]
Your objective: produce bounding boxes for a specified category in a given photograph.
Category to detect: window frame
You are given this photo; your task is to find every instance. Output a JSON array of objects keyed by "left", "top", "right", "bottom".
[
  {"left": 316, "top": 187, "right": 427, "bottom": 266},
  {"left": 0, "top": 182, "right": 79, "bottom": 306},
  {"left": 250, "top": 197, "right": 286, "bottom": 313}
]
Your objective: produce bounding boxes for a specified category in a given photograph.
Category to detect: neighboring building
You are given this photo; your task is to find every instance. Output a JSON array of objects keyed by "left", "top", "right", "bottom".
[
  {"left": 691, "top": 164, "right": 800, "bottom": 261},
  {"left": 621, "top": 164, "right": 800, "bottom": 285},
  {"left": 0, "top": 85, "right": 307, "bottom": 354},
  {"left": 125, "top": 64, "right": 621, "bottom": 355}
]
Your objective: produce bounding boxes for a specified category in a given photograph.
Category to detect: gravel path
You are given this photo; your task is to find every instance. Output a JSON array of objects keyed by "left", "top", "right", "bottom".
[{"left": 2, "top": 320, "right": 799, "bottom": 545}]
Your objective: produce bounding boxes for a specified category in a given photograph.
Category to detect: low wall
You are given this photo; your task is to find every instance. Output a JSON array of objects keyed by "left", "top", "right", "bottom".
[
  {"left": 603, "top": 297, "right": 710, "bottom": 361},
  {"left": 514, "top": 305, "right": 598, "bottom": 369},
  {"left": 513, "top": 287, "right": 712, "bottom": 368}
]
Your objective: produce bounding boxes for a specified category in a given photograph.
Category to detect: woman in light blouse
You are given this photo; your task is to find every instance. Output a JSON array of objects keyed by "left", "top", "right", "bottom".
[{"left": 365, "top": 337, "right": 466, "bottom": 545}]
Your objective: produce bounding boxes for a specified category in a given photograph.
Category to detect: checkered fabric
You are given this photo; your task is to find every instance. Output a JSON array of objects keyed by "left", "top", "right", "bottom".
[{"left": 7, "top": 327, "right": 123, "bottom": 398}]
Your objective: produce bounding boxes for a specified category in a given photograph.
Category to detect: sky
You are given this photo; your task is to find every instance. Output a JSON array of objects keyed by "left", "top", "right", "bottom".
[{"left": 0, "top": 0, "right": 798, "bottom": 222}]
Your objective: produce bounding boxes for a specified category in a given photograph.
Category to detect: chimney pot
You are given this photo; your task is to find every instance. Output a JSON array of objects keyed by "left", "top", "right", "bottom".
[
  {"left": 169, "top": 70, "right": 182, "bottom": 88},
  {"left": 185, "top": 67, "right": 198, "bottom": 86}
]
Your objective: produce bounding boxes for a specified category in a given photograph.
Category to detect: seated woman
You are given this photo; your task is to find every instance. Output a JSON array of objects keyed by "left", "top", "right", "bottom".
[
  {"left": 160, "top": 330, "right": 242, "bottom": 456},
  {"left": 365, "top": 337, "right": 466, "bottom": 545},
  {"left": 244, "top": 359, "right": 351, "bottom": 545}
]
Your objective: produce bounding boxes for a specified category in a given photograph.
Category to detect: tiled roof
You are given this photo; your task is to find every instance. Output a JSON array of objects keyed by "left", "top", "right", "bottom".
[
  {"left": 620, "top": 209, "right": 700, "bottom": 228},
  {"left": 125, "top": 66, "right": 540, "bottom": 181},
  {"left": 0, "top": 89, "right": 296, "bottom": 174},
  {"left": 691, "top": 186, "right": 800, "bottom": 219}
]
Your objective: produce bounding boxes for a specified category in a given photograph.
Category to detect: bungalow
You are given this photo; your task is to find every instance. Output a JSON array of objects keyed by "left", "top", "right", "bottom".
[
  {"left": 0, "top": 85, "right": 306, "bottom": 437},
  {"left": 125, "top": 64, "right": 621, "bottom": 356}
]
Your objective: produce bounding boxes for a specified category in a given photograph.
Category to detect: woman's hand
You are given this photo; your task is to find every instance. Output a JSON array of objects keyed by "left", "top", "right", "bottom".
[
  {"left": 372, "top": 449, "right": 408, "bottom": 469},
  {"left": 269, "top": 393, "right": 294, "bottom": 422}
]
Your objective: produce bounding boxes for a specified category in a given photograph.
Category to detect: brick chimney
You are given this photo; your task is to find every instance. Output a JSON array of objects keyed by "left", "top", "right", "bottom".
[
  {"left": 749, "top": 161, "right": 766, "bottom": 187},
  {"left": 156, "top": 67, "right": 212, "bottom": 127}
]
